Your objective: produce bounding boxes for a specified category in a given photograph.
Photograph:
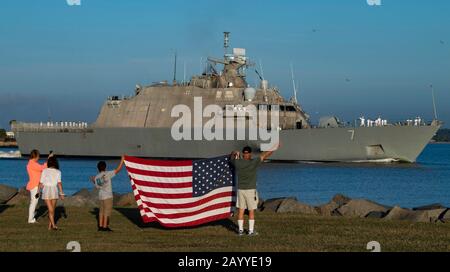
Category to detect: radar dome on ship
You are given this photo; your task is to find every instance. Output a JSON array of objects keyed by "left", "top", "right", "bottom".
[{"left": 244, "top": 87, "right": 256, "bottom": 101}]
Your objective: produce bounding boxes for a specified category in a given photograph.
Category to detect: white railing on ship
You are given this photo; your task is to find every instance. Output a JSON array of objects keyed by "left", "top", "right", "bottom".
[
  {"left": 344, "top": 118, "right": 430, "bottom": 128},
  {"left": 312, "top": 118, "right": 433, "bottom": 129},
  {"left": 11, "top": 122, "right": 90, "bottom": 132}
]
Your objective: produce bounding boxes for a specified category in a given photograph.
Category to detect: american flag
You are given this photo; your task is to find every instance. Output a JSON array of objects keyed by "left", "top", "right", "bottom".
[{"left": 124, "top": 155, "right": 236, "bottom": 228}]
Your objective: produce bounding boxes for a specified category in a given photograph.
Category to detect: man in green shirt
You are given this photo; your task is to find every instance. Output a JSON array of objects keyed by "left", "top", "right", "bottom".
[{"left": 230, "top": 144, "right": 279, "bottom": 236}]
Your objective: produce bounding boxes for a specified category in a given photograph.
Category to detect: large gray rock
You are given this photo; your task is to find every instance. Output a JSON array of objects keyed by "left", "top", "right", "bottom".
[
  {"left": 73, "top": 188, "right": 99, "bottom": 200},
  {"left": 317, "top": 201, "right": 340, "bottom": 216},
  {"left": 5, "top": 187, "right": 46, "bottom": 208},
  {"left": 6, "top": 187, "right": 29, "bottom": 205},
  {"left": 384, "top": 206, "right": 447, "bottom": 223},
  {"left": 115, "top": 192, "right": 137, "bottom": 207},
  {"left": 383, "top": 206, "right": 414, "bottom": 221},
  {"left": 257, "top": 198, "right": 264, "bottom": 211},
  {"left": 317, "top": 194, "right": 352, "bottom": 216},
  {"left": 276, "top": 198, "right": 318, "bottom": 215},
  {"left": 413, "top": 203, "right": 446, "bottom": 211},
  {"left": 60, "top": 195, "right": 98, "bottom": 207},
  {"left": 366, "top": 211, "right": 387, "bottom": 219},
  {"left": 59, "top": 188, "right": 99, "bottom": 207},
  {"left": 337, "top": 199, "right": 390, "bottom": 218},
  {"left": 422, "top": 209, "right": 448, "bottom": 223},
  {"left": 261, "top": 197, "right": 288, "bottom": 212},
  {"left": 0, "top": 184, "right": 18, "bottom": 204},
  {"left": 60, "top": 189, "right": 135, "bottom": 208},
  {"left": 331, "top": 194, "right": 352, "bottom": 206},
  {"left": 442, "top": 209, "right": 450, "bottom": 223}
]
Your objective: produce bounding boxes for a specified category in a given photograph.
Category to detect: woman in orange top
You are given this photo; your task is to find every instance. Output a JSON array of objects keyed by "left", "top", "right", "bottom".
[{"left": 26, "top": 149, "right": 52, "bottom": 223}]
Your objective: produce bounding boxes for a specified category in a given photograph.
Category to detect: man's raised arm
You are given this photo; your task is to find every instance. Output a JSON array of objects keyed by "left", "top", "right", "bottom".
[{"left": 114, "top": 155, "right": 125, "bottom": 174}]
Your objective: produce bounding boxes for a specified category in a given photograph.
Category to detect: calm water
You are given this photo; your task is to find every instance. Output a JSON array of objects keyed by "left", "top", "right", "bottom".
[{"left": 1, "top": 144, "right": 449, "bottom": 208}]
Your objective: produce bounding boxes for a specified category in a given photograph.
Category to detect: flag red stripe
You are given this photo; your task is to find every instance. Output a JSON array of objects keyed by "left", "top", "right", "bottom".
[
  {"left": 125, "top": 156, "right": 192, "bottom": 167},
  {"left": 137, "top": 190, "right": 193, "bottom": 199},
  {"left": 141, "top": 215, "right": 156, "bottom": 223},
  {"left": 141, "top": 212, "right": 232, "bottom": 228},
  {"left": 138, "top": 201, "right": 236, "bottom": 213},
  {"left": 138, "top": 191, "right": 234, "bottom": 209},
  {"left": 132, "top": 178, "right": 192, "bottom": 189},
  {"left": 126, "top": 167, "right": 192, "bottom": 177},
  {"left": 140, "top": 202, "right": 232, "bottom": 219}
]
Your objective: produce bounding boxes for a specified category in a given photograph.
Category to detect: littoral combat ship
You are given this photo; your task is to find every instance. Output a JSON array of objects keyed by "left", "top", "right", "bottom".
[{"left": 12, "top": 32, "right": 441, "bottom": 162}]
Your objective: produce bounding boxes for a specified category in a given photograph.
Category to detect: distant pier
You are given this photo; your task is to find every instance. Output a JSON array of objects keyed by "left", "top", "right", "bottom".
[{"left": 0, "top": 141, "right": 17, "bottom": 148}]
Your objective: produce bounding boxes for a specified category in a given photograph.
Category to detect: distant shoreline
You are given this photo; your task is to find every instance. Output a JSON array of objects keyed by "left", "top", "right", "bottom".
[{"left": 0, "top": 141, "right": 18, "bottom": 148}]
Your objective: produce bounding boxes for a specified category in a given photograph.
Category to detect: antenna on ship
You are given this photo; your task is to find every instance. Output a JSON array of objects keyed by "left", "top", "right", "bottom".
[
  {"left": 173, "top": 51, "right": 177, "bottom": 86},
  {"left": 259, "top": 59, "right": 265, "bottom": 80},
  {"left": 258, "top": 60, "right": 269, "bottom": 102},
  {"left": 223, "top": 31, "right": 230, "bottom": 56},
  {"left": 290, "top": 63, "right": 298, "bottom": 104},
  {"left": 430, "top": 84, "right": 438, "bottom": 120},
  {"left": 183, "top": 61, "right": 186, "bottom": 84}
]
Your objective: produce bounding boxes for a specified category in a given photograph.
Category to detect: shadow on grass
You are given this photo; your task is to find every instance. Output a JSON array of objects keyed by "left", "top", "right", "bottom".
[
  {"left": 0, "top": 205, "right": 10, "bottom": 214},
  {"left": 36, "top": 205, "right": 67, "bottom": 224},
  {"left": 114, "top": 207, "right": 238, "bottom": 233},
  {"left": 89, "top": 208, "right": 100, "bottom": 227}
]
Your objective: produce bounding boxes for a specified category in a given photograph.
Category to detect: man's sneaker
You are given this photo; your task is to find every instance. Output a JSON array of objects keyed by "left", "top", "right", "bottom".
[
  {"left": 238, "top": 230, "right": 245, "bottom": 236},
  {"left": 28, "top": 218, "right": 37, "bottom": 224},
  {"left": 248, "top": 231, "right": 259, "bottom": 236}
]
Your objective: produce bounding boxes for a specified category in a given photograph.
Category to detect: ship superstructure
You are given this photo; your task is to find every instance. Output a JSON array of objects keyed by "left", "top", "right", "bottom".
[{"left": 12, "top": 32, "right": 441, "bottom": 162}]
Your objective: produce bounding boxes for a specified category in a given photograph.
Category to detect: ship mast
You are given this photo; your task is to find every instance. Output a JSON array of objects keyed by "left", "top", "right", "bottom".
[
  {"left": 290, "top": 63, "right": 298, "bottom": 104},
  {"left": 206, "top": 32, "right": 251, "bottom": 88},
  {"left": 430, "top": 84, "right": 438, "bottom": 120},
  {"left": 173, "top": 51, "right": 177, "bottom": 86},
  {"left": 223, "top": 31, "right": 230, "bottom": 57}
]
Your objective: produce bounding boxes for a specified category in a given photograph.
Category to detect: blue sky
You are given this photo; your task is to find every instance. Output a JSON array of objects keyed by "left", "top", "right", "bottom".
[{"left": 0, "top": 0, "right": 449, "bottom": 128}]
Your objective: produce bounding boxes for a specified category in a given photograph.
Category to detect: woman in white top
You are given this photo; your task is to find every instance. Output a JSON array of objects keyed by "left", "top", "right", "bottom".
[{"left": 39, "top": 156, "right": 65, "bottom": 230}]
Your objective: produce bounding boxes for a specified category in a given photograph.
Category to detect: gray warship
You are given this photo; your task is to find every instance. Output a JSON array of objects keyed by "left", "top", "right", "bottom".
[{"left": 11, "top": 32, "right": 441, "bottom": 162}]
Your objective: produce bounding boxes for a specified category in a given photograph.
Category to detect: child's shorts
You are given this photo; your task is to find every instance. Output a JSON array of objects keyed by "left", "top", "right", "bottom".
[{"left": 100, "top": 198, "right": 113, "bottom": 217}]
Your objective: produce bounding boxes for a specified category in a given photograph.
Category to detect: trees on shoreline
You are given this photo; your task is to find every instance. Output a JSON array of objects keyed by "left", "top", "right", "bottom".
[
  {"left": 433, "top": 129, "right": 450, "bottom": 142},
  {"left": 0, "top": 129, "right": 6, "bottom": 142}
]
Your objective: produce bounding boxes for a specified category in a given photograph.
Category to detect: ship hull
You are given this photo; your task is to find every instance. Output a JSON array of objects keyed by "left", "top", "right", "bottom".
[{"left": 13, "top": 124, "right": 440, "bottom": 162}]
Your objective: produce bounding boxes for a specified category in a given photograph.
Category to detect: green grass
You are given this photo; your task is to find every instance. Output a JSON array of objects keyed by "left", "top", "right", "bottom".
[{"left": 0, "top": 205, "right": 449, "bottom": 252}]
